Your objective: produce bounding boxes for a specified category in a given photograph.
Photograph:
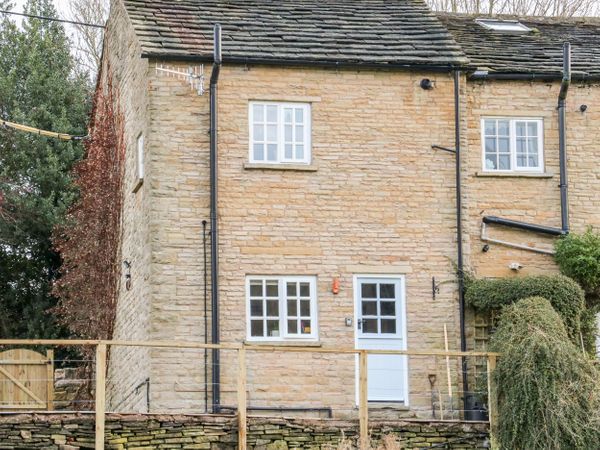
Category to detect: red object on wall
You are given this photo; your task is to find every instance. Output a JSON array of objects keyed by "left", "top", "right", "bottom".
[{"left": 332, "top": 278, "right": 340, "bottom": 295}]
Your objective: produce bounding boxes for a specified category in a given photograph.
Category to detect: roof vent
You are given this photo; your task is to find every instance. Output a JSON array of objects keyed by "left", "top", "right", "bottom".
[{"left": 475, "top": 18, "right": 532, "bottom": 32}]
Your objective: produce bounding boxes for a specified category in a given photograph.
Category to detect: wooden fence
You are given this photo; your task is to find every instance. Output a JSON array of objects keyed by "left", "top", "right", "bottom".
[{"left": 0, "top": 339, "right": 499, "bottom": 450}]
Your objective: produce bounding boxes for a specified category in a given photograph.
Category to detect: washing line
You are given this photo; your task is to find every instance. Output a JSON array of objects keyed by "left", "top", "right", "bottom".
[{"left": 1, "top": 120, "right": 87, "bottom": 142}]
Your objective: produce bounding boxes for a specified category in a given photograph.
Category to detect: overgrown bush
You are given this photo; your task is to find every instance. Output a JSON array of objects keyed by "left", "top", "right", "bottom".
[
  {"left": 491, "top": 297, "right": 600, "bottom": 450},
  {"left": 465, "top": 275, "right": 586, "bottom": 345}
]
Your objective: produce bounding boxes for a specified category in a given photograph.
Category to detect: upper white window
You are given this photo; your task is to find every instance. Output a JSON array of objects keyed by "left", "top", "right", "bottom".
[
  {"left": 475, "top": 19, "right": 532, "bottom": 33},
  {"left": 249, "top": 102, "right": 311, "bottom": 164},
  {"left": 246, "top": 276, "right": 317, "bottom": 341},
  {"left": 133, "top": 133, "right": 144, "bottom": 193},
  {"left": 482, "top": 118, "right": 544, "bottom": 172}
]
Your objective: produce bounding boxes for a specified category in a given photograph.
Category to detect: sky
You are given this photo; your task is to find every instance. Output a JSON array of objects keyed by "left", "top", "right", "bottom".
[{"left": 10, "top": 0, "right": 76, "bottom": 36}]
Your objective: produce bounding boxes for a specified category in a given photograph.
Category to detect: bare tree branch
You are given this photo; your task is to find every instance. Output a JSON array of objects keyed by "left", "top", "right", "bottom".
[
  {"left": 66, "top": 0, "right": 108, "bottom": 76},
  {"left": 428, "top": 0, "right": 600, "bottom": 16}
]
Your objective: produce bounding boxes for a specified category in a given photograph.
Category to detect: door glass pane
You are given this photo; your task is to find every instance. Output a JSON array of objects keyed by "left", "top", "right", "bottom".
[
  {"left": 266, "top": 300, "right": 279, "bottom": 316},
  {"left": 286, "top": 282, "right": 297, "bottom": 297},
  {"left": 287, "top": 320, "right": 298, "bottom": 334},
  {"left": 301, "top": 319, "right": 311, "bottom": 334},
  {"left": 267, "top": 320, "right": 280, "bottom": 337},
  {"left": 299, "top": 282, "right": 310, "bottom": 297},
  {"left": 361, "top": 283, "right": 377, "bottom": 299},
  {"left": 380, "top": 301, "right": 396, "bottom": 316},
  {"left": 250, "top": 281, "right": 263, "bottom": 297},
  {"left": 300, "top": 300, "right": 310, "bottom": 316},
  {"left": 266, "top": 281, "right": 278, "bottom": 297},
  {"left": 250, "top": 300, "right": 263, "bottom": 317},
  {"left": 362, "top": 319, "right": 378, "bottom": 333},
  {"left": 381, "top": 319, "right": 396, "bottom": 334},
  {"left": 287, "top": 299, "right": 297, "bottom": 316},
  {"left": 251, "top": 320, "right": 264, "bottom": 337},
  {"left": 361, "top": 301, "right": 377, "bottom": 316},
  {"left": 380, "top": 284, "right": 395, "bottom": 299}
]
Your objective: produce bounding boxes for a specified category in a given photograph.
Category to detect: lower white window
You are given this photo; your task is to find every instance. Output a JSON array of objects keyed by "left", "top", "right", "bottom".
[{"left": 246, "top": 276, "right": 317, "bottom": 341}]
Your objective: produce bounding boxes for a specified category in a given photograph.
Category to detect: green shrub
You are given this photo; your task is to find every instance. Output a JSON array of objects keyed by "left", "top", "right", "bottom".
[
  {"left": 465, "top": 275, "right": 585, "bottom": 344},
  {"left": 491, "top": 297, "right": 600, "bottom": 450},
  {"left": 555, "top": 228, "right": 600, "bottom": 299}
]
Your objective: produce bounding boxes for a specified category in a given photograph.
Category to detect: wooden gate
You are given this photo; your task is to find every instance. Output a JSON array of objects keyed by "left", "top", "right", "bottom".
[{"left": 0, "top": 348, "right": 54, "bottom": 411}]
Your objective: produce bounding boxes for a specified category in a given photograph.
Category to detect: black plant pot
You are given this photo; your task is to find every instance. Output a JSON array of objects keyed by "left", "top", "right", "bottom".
[{"left": 464, "top": 393, "right": 489, "bottom": 421}]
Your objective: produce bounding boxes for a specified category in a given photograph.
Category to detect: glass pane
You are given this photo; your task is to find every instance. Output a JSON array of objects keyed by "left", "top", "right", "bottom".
[
  {"left": 485, "top": 155, "right": 497, "bottom": 170},
  {"left": 284, "top": 125, "right": 293, "bottom": 141},
  {"left": 380, "top": 284, "right": 395, "bottom": 299},
  {"left": 299, "top": 282, "right": 310, "bottom": 297},
  {"left": 267, "top": 144, "right": 277, "bottom": 161},
  {"left": 250, "top": 281, "right": 263, "bottom": 297},
  {"left": 361, "top": 283, "right": 377, "bottom": 299},
  {"left": 284, "top": 108, "right": 293, "bottom": 123},
  {"left": 253, "top": 104, "right": 264, "bottom": 122},
  {"left": 266, "top": 105, "right": 277, "bottom": 122},
  {"left": 295, "top": 125, "right": 304, "bottom": 142},
  {"left": 300, "top": 300, "right": 311, "bottom": 316},
  {"left": 484, "top": 120, "right": 496, "bottom": 135},
  {"left": 380, "top": 301, "right": 396, "bottom": 316},
  {"left": 527, "top": 122, "right": 538, "bottom": 136},
  {"left": 361, "top": 301, "right": 377, "bottom": 316},
  {"left": 253, "top": 144, "right": 264, "bottom": 161},
  {"left": 288, "top": 320, "right": 298, "bottom": 334},
  {"left": 266, "top": 281, "right": 278, "bottom": 297},
  {"left": 529, "top": 137, "right": 538, "bottom": 155},
  {"left": 267, "top": 124, "right": 277, "bottom": 141},
  {"left": 499, "top": 155, "right": 511, "bottom": 170},
  {"left": 285, "top": 144, "right": 293, "bottom": 159},
  {"left": 517, "top": 155, "right": 526, "bottom": 167},
  {"left": 286, "top": 282, "right": 297, "bottom": 297},
  {"left": 266, "top": 300, "right": 279, "bottom": 316},
  {"left": 498, "top": 137, "right": 510, "bottom": 152},
  {"left": 295, "top": 108, "right": 303, "bottom": 123},
  {"left": 516, "top": 122, "right": 526, "bottom": 136},
  {"left": 516, "top": 137, "right": 526, "bottom": 153},
  {"left": 253, "top": 124, "right": 264, "bottom": 141},
  {"left": 287, "top": 299, "right": 297, "bottom": 316},
  {"left": 250, "top": 300, "right": 263, "bottom": 317},
  {"left": 498, "top": 120, "right": 510, "bottom": 136},
  {"left": 485, "top": 137, "right": 496, "bottom": 152},
  {"left": 251, "top": 320, "right": 264, "bottom": 337},
  {"left": 295, "top": 145, "right": 304, "bottom": 160},
  {"left": 381, "top": 319, "right": 397, "bottom": 334},
  {"left": 363, "top": 319, "right": 378, "bottom": 333},
  {"left": 300, "top": 319, "right": 311, "bottom": 334},
  {"left": 267, "top": 320, "right": 280, "bottom": 337},
  {"left": 529, "top": 155, "right": 539, "bottom": 167}
]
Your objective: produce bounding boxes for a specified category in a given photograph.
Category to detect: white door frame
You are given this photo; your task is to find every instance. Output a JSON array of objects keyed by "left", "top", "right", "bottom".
[{"left": 353, "top": 274, "right": 409, "bottom": 405}]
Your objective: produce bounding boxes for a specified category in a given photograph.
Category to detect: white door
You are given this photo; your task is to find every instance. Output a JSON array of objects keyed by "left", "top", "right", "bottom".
[{"left": 355, "top": 276, "right": 408, "bottom": 403}]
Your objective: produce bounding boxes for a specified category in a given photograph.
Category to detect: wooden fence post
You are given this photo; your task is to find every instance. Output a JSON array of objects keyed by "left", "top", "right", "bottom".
[
  {"left": 359, "top": 351, "right": 368, "bottom": 450},
  {"left": 46, "top": 349, "right": 54, "bottom": 411},
  {"left": 95, "top": 344, "right": 107, "bottom": 450},
  {"left": 238, "top": 346, "right": 247, "bottom": 450},
  {"left": 487, "top": 354, "right": 498, "bottom": 450}
]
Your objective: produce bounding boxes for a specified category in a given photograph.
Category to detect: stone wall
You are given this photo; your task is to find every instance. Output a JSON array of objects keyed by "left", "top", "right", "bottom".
[{"left": 0, "top": 414, "right": 489, "bottom": 449}]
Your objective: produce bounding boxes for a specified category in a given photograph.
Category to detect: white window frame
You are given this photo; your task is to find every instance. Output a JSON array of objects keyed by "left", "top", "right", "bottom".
[
  {"left": 132, "top": 133, "right": 144, "bottom": 193},
  {"left": 481, "top": 117, "right": 544, "bottom": 173},
  {"left": 246, "top": 275, "right": 318, "bottom": 342},
  {"left": 475, "top": 19, "right": 532, "bottom": 33},
  {"left": 248, "top": 102, "right": 312, "bottom": 165}
]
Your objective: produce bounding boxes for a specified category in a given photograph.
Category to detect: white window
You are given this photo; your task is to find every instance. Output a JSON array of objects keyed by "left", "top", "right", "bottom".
[
  {"left": 475, "top": 19, "right": 531, "bottom": 33},
  {"left": 249, "top": 102, "right": 311, "bottom": 164},
  {"left": 133, "top": 133, "right": 144, "bottom": 193},
  {"left": 246, "top": 276, "right": 317, "bottom": 341},
  {"left": 482, "top": 118, "right": 544, "bottom": 173}
]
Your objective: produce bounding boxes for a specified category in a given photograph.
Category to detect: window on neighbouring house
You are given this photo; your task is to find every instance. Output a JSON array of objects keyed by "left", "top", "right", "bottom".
[
  {"left": 247, "top": 276, "right": 317, "bottom": 341},
  {"left": 475, "top": 19, "right": 532, "bottom": 33},
  {"left": 482, "top": 118, "right": 544, "bottom": 172},
  {"left": 133, "top": 133, "right": 144, "bottom": 193},
  {"left": 249, "top": 102, "right": 311, "bottom": 164}
]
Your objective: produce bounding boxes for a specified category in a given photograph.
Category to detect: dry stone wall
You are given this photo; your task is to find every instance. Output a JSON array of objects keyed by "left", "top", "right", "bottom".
[{"left": 0, "top": 414, "right": 489, "bottom": 449}]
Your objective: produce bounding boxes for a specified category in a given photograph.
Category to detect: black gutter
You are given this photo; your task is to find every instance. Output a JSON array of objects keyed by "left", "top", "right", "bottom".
[
  {"left": 469, "top": 68, "right": 590, "bottom": 82},
  {"left": 142, "top": 53, "right": 465, "bottom": 73},
  {"left": 210, "top": 23, "right": 222, "bottom": 413},
  {"left": 558, "top": 42, "right": 571, "bottom": 233},
  {"left": 453, "top": 70, "right": 469, "bottom": 420},
  {"left": 482, "top": 216, "right": 565, "bottom": 237}
]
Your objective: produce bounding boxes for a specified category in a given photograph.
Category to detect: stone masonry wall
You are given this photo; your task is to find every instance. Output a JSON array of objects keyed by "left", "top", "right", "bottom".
[{"left": 0, "top": 414, "right": 489, "bottom": 449}]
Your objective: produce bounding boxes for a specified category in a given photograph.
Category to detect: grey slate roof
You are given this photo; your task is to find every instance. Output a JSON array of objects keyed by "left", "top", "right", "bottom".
[
  {"left": 438, "top": 13, "right": 600, "bottom": 79},
  {"left": 122, "top": 0, "right": 468, "bottom": 68}
]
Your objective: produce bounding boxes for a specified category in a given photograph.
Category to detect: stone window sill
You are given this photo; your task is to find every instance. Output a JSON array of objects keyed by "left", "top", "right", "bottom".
[
  {"left": 244, "top": 163, "right": 318, "bottom": 172},
  {"left": 243, "top": 340, "right": 322, "bottom": 347},
  {"left": 475, "top": 171, "right": 554, "bottom": 178}
]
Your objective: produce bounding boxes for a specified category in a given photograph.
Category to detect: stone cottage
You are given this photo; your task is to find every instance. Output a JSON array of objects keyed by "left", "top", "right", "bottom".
[{"left": 98, "top": 0, "right": 600, "bottom": 418}]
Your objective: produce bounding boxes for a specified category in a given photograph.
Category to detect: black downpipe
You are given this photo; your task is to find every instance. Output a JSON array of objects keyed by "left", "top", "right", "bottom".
[
  {"left": 202, "top": 220, "right": 208, "bottom": 412},
  {"left": 210, "top": 24, "right": 222, "bottom": 413},
  {"left": 558, "top": 42, "right": 571, "bottom": 234},
  {"left": 453, "top": 71, "right": 469, "bottom": 418}
]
